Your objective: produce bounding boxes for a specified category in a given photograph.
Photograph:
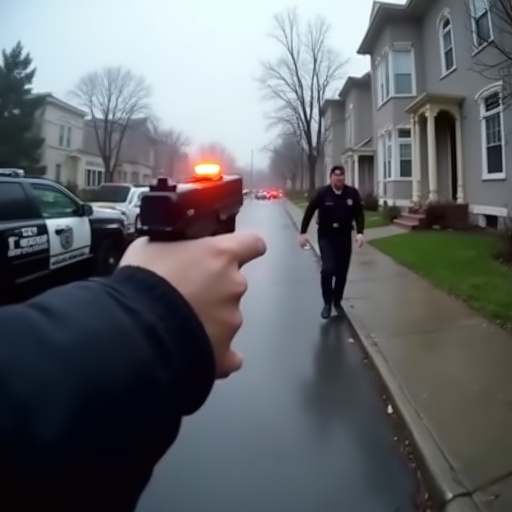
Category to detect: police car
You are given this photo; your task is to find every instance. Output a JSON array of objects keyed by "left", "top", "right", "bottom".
[{"left": 0, "top": 172, "right": 128, "bottom": 304}]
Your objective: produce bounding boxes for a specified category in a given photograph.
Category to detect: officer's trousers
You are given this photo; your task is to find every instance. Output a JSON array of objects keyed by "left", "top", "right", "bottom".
[{"left": 318, "top": 234, "right": 352, "bottom": 306}]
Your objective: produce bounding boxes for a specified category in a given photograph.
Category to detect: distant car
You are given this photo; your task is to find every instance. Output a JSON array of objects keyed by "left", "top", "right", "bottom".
[
  {"left": 255, "top": 190, "right": 267, "bottom": 200},
  {"left": 266, "top": 189, "right": 283, "bottom": 200},
  {"left": 243, "top": 188, "right": 249, "bottom": 197}
]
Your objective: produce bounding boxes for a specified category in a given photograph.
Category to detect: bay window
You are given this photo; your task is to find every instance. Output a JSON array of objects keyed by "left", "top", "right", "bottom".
[
  {"left": 376, "top": 46, "right": 415, "bottom": 105},
  {"left": 397, "top": 128, "right": 412, "bottom": 178},
  {"left": 377, "top": 52, "right": 390, "bottom": 105},
  {"left": 393, "top": 49, "right": 413, "bottom": 95},
  {"left": 385, "top": 131, "right": 393, "bottom": 179}
]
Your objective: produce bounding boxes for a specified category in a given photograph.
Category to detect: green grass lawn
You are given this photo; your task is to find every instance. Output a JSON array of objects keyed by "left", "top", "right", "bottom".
[
  {"left": 371, "top": 231, "right": 512, "bottom": 328},
  {"left": 365, "top": 210, "right": 388, "bottom": 229}
]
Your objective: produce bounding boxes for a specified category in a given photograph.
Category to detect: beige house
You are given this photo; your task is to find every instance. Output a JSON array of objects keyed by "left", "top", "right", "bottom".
[
  {"left": 36, "top": 94, "right": 155, "bottom": 188},
  {"left": 81, "top": 118, "right": 155, "bottom": 187},
  {"left": 36, "top": 94, "right": 87, "bottom": 185}
]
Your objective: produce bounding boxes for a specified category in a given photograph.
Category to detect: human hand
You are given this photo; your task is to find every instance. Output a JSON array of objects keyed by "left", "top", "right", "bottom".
[
  {"left": 298, "top": 234, "right": 309, "bottom": 248},
  {"left": 119, "top": 233, "right": 266, "bottom": 378},
  {"left": 355, "top": 233, "right": 364, "bottom": 248}
]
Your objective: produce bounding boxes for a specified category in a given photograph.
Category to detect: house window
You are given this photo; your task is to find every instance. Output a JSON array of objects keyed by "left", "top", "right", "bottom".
[
  {"left": 385, "top": 131, "right": 393, "bottom": 179},
  {"left": 58, "top": 125, "right": 65, "bottom": 146},
  {"left": 479, "top": 87, "right": 505, "bottom": 179},
  {"left": 397, "top": 128, "right": 412, "bottom": 178},
  {"left": 345, "top": 107, "right": 354, "bottom": 147},
  {"left": 378, "top": 135, "right": 385, "bottom": 182},
  {"left": 55, "top": 164, "right": 62, "bottom": 182},
  {"left": 377, "top": 52, "right": 391, "bottom": 105},
  {"left": 85, "top": 168, "right": 105, "bottom": 187},
  {"left": 392, "top": 49, "right": 413, "bottom": 95},
  {"left": 66, "top": 126, "right": 72, "bottom": 148},
  {"left": 469, "top": 0, "right": 492, "bottom": 48},
  {"left": 439, "top": 16, "right": 456, "bottom": 74}
]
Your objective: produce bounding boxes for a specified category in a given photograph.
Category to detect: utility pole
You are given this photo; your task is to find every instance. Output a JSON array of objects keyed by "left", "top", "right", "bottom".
[{"left": 250, "top": 149, "right": 254, "bottom": 192}]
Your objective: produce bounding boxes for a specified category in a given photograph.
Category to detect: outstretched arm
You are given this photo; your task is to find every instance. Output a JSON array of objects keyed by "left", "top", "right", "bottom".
[
  {"left": 300, "top": 191, "right": 322, "bottom": 234},
  {"left": 353, "top": 190, "right": 365, "bottom": 234}
]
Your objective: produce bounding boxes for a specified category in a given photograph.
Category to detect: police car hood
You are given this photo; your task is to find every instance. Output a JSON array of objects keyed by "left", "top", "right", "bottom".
[{"left": 89, "top": 201, "right": 125, "bottom": 210}]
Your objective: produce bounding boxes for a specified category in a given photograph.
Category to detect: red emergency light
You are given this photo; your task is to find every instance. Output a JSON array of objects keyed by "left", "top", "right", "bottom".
[{"left": 194, "top": 162, "right": 222, "bottom": 178}]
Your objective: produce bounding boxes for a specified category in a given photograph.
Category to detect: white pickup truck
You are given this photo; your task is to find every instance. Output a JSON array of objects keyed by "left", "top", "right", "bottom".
[{"left": 88, "top": 183, "right": 149, "bottom": 238}]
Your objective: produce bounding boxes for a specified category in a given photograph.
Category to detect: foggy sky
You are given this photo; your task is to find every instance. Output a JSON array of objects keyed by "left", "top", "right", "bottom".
[{"left": 1, "top": 0, "right": 405, "bottom": 168}]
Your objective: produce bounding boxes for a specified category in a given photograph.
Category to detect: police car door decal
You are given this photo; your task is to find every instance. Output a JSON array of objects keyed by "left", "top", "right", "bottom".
[
  {"left": 6, "top": 226, "right": 49, "bottom": 258},
  {"left": 45, "top": 217, "right": 92, "bottom": 269}
]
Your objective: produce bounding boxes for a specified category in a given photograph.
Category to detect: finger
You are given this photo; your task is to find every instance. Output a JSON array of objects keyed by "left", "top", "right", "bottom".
[
  {"left": 216, "top": 232, "right": 266, "bottom": 267},
  {"left": 217, "top": 350, "right": 244, "bottom": 379}
]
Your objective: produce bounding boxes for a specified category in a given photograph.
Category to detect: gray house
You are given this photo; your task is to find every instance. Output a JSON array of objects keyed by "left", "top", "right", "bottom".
[
  {"left": 356, "top": 0, "right": 511, "bottom": 228},
  {"left": 321, "top": 72, "right": 375, "bottom": 195}
]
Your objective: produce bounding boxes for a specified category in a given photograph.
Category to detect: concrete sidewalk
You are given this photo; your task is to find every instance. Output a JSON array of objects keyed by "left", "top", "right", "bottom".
[{"left": 284, "top": 199, "right": 512, "bottom": 512}]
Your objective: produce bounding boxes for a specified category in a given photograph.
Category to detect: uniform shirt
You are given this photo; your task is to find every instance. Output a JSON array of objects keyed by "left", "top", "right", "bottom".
[{"left": 300, "top": 185, "right": 364, "bottom": 238}]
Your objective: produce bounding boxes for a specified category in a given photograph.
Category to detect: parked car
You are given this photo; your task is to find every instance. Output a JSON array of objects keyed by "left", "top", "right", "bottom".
[{"left": 88, "top": 183, "right": 149, "bottom": 239}]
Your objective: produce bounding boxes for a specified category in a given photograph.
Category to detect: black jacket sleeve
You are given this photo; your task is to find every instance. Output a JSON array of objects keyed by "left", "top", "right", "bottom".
[
  {"left": 353, "top": 188, "right": 365, "bottom": 234},
  {"left": 0, "top": 266, "right": 215, "bottom": 512},
  {"left": 299, "top": 189, "right": 323, "bottom": 234}
]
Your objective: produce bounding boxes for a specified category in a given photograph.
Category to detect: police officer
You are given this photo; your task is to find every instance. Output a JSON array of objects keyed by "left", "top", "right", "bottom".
[{"left": 298, "top": 165, "right": 364, "bottom": 319}]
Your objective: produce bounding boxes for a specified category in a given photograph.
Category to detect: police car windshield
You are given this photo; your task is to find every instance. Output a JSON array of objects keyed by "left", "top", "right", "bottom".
[{"left": 92, "top": 185, "right": 131, "bottom": 203}]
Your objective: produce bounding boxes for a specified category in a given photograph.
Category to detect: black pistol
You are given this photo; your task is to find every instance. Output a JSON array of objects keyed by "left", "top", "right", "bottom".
[{"left": 138, "top": 162, "right": 244, "bottom": 242}]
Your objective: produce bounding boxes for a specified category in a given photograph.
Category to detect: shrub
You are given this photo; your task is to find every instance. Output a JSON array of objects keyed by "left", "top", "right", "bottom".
[
  {"left": 362, "top": 192, "right": 379, "bottom": 211},
  {"left": 493, "top": 218, "right": 512, "bottom": 266},
  {"left": 381, "top": 204, "right": 401, "bottom": 223},
  {"left": 424, "top": 202, "right": 448, "bottom": 228},
  {"left": 424, "top": 201, "right": 469, "bottom": 229}
]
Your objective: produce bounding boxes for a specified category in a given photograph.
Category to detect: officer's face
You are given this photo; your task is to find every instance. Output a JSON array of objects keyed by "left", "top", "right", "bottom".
[{"left": 330, "top": 170, "right": 345, "bottom": 189}]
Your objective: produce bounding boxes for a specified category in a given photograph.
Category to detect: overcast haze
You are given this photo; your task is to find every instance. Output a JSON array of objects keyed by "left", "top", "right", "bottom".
[{"left": 2, "top": 0, "right": 405, "bottom": 168}]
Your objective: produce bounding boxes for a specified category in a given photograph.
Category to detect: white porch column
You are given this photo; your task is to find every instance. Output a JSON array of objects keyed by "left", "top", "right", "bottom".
[
  {"left": 354, "top": 154, "right": 360, "bottom": 189},
  {"left": 454, "top": 113, "right": 465, "bottom": 203},
  {"left": 410, "top": 115, "right": 420, "bottom": 202},
  {"left": 426, "top": 106, "right": 438, "bottom": 201},
  {"left": 377, "top": 138, "right": 385, "bottom": 198}
]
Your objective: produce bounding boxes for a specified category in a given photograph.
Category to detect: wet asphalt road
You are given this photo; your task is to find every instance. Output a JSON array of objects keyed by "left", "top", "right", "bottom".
[{"left": 136, "top": 200, "right": 418, "bottom": 512}]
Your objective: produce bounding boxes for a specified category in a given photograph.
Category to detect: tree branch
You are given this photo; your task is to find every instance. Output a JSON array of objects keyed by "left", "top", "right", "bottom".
[
  {"left": 70, "top": 66, "right": 151, "bottom": 181},
  {"left": 257, "top": 8, "right": 347, "bottom": 193}
]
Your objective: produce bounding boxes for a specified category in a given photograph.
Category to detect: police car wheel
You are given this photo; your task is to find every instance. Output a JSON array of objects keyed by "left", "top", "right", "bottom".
[{"left": 95, "top": 237, "right": 124, "bottom": 276}]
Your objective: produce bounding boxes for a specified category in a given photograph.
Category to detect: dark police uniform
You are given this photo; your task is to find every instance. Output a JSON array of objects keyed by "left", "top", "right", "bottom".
[{"left": 300, "top": 184, "right": 364, "bottom": 308}]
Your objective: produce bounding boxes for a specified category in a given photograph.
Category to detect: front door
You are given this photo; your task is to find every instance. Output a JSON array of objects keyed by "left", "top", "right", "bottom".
[{"left": 29, "top": 183, "right": 92, "bottom": 269}]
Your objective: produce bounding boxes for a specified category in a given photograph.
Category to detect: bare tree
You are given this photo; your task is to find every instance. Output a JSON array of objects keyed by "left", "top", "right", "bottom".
[
  {"left": 196, "top": 143, "right": 238, "bottom": 173},
  {"left": 258, "top": 8, "right": 347, "bottom": 196},
  {"left": 70, "top": 66, "right": 151, "bottom": 182},
  {"left": 266, "top": 131, "right": 306, "bottom": 189},
  {"left": 465, "top": 0, "right": 512, "bottom": 106},
  {"left": 152, "top": 126, "right": 190, "bottom": 177}
]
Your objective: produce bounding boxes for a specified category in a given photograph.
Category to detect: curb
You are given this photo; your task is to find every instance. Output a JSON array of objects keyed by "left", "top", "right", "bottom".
[{"left": 282, "top": 200, "right": 481, "bottom": 512}]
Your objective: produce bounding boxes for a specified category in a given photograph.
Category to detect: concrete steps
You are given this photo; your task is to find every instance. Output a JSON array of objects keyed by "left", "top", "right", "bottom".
[{"left": 393, "top": 211, "right": 427, "bottom": 230}]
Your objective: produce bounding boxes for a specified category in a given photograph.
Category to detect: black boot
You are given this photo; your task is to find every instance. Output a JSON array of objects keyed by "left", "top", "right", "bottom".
[
  {"left": 321, "top": 303, "right": 332, "bottom": 319},
  {"left": 334, "top": 303, "right": 344, "bottom": 316}
]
